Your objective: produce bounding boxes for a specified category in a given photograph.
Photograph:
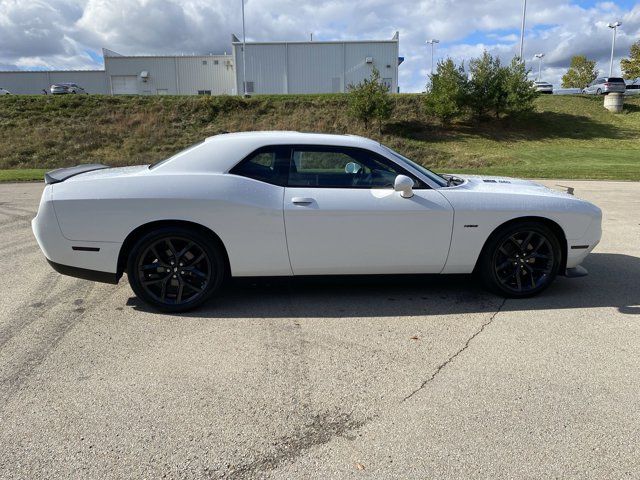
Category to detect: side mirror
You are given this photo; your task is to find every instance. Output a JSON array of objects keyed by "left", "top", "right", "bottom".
[{"left": 394, "top": 175, "right": 414, "bottom": 198}]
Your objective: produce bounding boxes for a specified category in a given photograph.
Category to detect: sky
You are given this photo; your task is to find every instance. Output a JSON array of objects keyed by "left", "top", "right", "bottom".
[{"left": 0, "top": 0, "right": 639, "bottom": 92}]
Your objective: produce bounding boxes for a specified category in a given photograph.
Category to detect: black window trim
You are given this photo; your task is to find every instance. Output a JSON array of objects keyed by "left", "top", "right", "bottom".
[
  {"left": 287, "top": 144, "right": 430, "bottom": 190},
  {"left": 228, "top": 145, "right": 290, "bottom": 186},
  {"left": 229, "top": 144, "right": 431, "bottom": 189}
]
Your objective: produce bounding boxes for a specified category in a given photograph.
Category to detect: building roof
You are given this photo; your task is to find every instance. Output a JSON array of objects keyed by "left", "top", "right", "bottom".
[
  {"left": 102, "top": 48, "right": 231, "bottom": 59},
  {"left": 230, "top": 32, "right": 399, "bottom": 45}
]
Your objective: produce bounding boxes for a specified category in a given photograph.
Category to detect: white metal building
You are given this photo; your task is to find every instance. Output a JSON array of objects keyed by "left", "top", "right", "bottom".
[
  {"left": 232, "top": 33, "right": 400, "bottom": 95},
  {"left": 103, "top": 49, "right": 236, "bottom": 95},
  {"left": 0, "top": 34, "right": 401, "bottom": 95},
  {"left": 0, "top": 70, "right": 107, "bottom": 94}
]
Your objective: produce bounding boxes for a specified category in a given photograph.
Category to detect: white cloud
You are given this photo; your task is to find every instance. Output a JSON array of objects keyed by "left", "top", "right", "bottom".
[{"left": 0, "top": 0, "right": 638, "bottom": 90}]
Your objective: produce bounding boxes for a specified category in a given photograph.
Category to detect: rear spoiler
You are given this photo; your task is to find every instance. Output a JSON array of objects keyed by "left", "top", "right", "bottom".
[{"left": 45, "top": 164, "right": 109, "bottom": 185}]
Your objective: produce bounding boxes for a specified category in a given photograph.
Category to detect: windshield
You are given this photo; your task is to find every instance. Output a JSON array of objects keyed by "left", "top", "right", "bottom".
[
  {"left": 149, "top": 140, "right": 205, "bottom": 169},
  {"left": 381, "top": 145, "right": 448, "bottom": 187}
]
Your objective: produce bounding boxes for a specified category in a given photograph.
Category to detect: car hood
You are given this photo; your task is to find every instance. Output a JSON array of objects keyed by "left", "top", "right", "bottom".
[{"left": 445, "top": 174, "right": 576, "bottom": 199}]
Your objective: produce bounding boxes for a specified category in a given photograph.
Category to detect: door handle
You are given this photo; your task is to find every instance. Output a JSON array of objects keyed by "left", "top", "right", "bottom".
[{"left": 292, "top": 197, "right": 315, "bottom": 205}]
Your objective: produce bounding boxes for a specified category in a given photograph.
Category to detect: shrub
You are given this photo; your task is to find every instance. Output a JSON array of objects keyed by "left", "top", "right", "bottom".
[
  {"left": 424, "top": 58, "right": 468, "bottom": 124},
  {"left": 347, "top": 67, "right": 393, "bottom": 133},
  {"left": 503, "top": 57, "right": 538, "bottom": 116},
  {"left": 468, "top": 51, "right": 506, "bottom": 118}
]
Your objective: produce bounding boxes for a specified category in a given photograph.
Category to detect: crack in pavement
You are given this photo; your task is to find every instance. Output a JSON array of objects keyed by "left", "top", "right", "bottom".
[{"left": 402, "top": 297, "right": 508, "bottom": 402}]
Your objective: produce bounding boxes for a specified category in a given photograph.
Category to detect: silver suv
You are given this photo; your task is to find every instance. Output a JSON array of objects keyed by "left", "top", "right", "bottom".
[
  {"left": 582, "top": 77, "right": 626, "bottom": 95},
  {"left": 50, "top": 83, "right": 87, "bottom": 95}
]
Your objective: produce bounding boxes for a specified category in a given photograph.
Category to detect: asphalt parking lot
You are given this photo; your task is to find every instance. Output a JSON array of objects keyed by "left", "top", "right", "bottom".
[{"left": 0, "top": 180, "right": 639, "bottom": 479}]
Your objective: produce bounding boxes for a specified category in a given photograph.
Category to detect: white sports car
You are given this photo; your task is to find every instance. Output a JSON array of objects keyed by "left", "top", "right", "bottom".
[{"left": 32, "top": 132, "right": 602, "bottom": 312}]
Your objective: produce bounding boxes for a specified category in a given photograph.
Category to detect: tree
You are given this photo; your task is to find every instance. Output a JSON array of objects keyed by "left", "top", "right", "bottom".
[
  {"left": 424, "top": 58, "right": 468, "bottom": 124},
  {"left": 561, "top": 55, "right": 597, "bottom": 89},
  {"left": 347, "top": 67, "right": 393, "bottom": 133},
  {"left": 621, "top": 41, "right": 640, "bottom": 80},
  {"left": 467, "top": 51, "right": 506, "bottom": 118},
  {"left": 503, "top": 57, "right": 538, "bottom": 116}
]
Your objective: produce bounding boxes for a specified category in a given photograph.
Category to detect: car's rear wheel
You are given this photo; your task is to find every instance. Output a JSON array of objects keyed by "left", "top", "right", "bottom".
[
  {"left": 127, "top": 227, "right": 224, "bottom": 312},
  {"left": 478, "top": 222, "right": 562, "bottom": 298},
  {"left": 596, "top": 88, "right": 602, "bottom": 95}
]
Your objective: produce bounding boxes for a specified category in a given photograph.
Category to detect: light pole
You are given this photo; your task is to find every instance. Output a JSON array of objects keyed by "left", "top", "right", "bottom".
[
  {"left": 608, "top": 21, "right": 621, "bottom": 77},
  {"left": 426, "top": 39, "right": 440, "bottom": 76},
  {"left": 534, "top": 53, "right": 545, "bottom": 80},
  {"left": 519, "top": 0, "right": 527, "bottom": 61},
  {"left": 241, "top": 0, "right": 248, "bottom": 96}
]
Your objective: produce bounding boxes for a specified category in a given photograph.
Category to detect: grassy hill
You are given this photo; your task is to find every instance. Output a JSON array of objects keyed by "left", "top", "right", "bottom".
[{"left": 1, "top": 93, "right": 639, "bottom": 181}]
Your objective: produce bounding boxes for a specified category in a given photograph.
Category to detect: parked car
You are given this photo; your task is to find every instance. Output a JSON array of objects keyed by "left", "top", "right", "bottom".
[
  {"left": 0, "top": 87, "right": 11, "bottom": 95},
  {"left": 534, "top": 81, "right": 553, "bottom": 94},
  {"left": 625, "top": 79, "right": 640, "bottom": 96},
  {"left": 49, "top": 83, "right": 87, "bottom": 95},
  {"left": 582, "top": 77, "right": 626, "bottom": 95},
  {"left": 32, "top": 132, "right": 602, "bottom": 312}
]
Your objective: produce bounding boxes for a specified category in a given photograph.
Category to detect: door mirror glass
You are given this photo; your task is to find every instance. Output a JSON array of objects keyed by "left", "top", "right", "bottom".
[
  {"left": 394, "top": 175, "right": 414, "bottom": 198},
  {"left": 344, "top": 161, "right": 362, "bottom": 174}
]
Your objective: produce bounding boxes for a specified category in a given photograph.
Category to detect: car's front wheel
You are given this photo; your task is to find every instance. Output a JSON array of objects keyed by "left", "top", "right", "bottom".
[
  {"left": 478, "top": 221, "right": 562, "bottom": 298},
  {"left": 127, "top": 227, "right": 224, "bottom": 312}
]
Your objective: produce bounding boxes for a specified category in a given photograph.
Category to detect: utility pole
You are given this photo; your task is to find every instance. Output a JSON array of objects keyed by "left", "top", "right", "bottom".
[
  {"left": 241, "top": 0, "right": 248, "bottom": 96},
  {"left": 519, "top": 0, "right": 527, "bottom": 61},
  {"left": 534, "top": 53, "right": 545, "bottom": 80},
  {"left": 426, "top": 39, "right": 440, "bottom": 76},
  {"left": 608, "top": 22, "right": 621, "bottom": 77}
]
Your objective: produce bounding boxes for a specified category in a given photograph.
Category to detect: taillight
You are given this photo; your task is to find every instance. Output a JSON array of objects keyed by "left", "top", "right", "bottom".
[{"left": 604, "top": 83, "right": 610, "bottom": 86}]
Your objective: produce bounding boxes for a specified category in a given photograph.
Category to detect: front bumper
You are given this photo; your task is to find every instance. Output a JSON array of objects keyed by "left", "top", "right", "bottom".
[{"left": 563, "top": 208, "right": 602, "bottom": 273}]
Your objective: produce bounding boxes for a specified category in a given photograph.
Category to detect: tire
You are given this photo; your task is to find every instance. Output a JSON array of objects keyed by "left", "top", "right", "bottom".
[
  {"left": 478, "top": 221, "right": 562, "bottom": 298},
  {"left": 596, "top": 88, "right": 602, "bottom": 95},
  {"left": 127, "top": 226, "right": 225, "bottom": 312}
]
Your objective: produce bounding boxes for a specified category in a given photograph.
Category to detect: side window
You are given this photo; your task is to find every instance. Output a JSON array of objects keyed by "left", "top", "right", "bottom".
[
  {"left": 230, "top": 146, "right": 289, "bottom": 186},
  {"left": 288, "top": 147, "right": 425, "bottom": 188}
]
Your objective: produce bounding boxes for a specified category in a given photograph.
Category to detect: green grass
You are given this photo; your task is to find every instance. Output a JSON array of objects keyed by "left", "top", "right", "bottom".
[
  {"left": 0, "top": 93, "right": 639, "bottom": 181},
  {"left": 0, "top": 169, "right": 47, "bottom": 182}
]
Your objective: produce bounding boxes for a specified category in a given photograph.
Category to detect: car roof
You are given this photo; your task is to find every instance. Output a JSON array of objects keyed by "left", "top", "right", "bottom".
[
  {"left": 205, "top": 131, "right": 380, "bottom": 147},
  {"left": 153, "top": 131, "right": 384, "bottom": 174}
]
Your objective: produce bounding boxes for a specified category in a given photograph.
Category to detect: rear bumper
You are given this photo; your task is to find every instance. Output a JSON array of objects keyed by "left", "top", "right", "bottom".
[
  {"left": 32, "top": 186, "right": 122, "bottom": 279},
  {"left": 47, "top": 259, "right": 120, "bottom": 284}
]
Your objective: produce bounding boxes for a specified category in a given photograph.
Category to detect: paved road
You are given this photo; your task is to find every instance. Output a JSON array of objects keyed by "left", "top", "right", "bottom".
[{"left": 0, "top": 181, "right": 638, "bottom": 479}]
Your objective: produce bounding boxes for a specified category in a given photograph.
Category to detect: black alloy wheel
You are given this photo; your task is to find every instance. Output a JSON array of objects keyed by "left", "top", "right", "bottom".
[
  {"left": 127, "top": 227, "right": 224, "bottom": 312},
  {"left": 479, "top": 222, "right": 561, "bottom": 298}
]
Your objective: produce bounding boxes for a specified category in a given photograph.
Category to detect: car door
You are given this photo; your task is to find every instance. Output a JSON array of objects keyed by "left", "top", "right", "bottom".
[{"left": 283, "top": 145, "right": 454, "bottom": 275}]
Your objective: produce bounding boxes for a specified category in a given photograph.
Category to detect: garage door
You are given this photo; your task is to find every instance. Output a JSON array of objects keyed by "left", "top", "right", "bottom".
[{"left": 111, "top": 76, "right": 138, "bottom": 95}]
